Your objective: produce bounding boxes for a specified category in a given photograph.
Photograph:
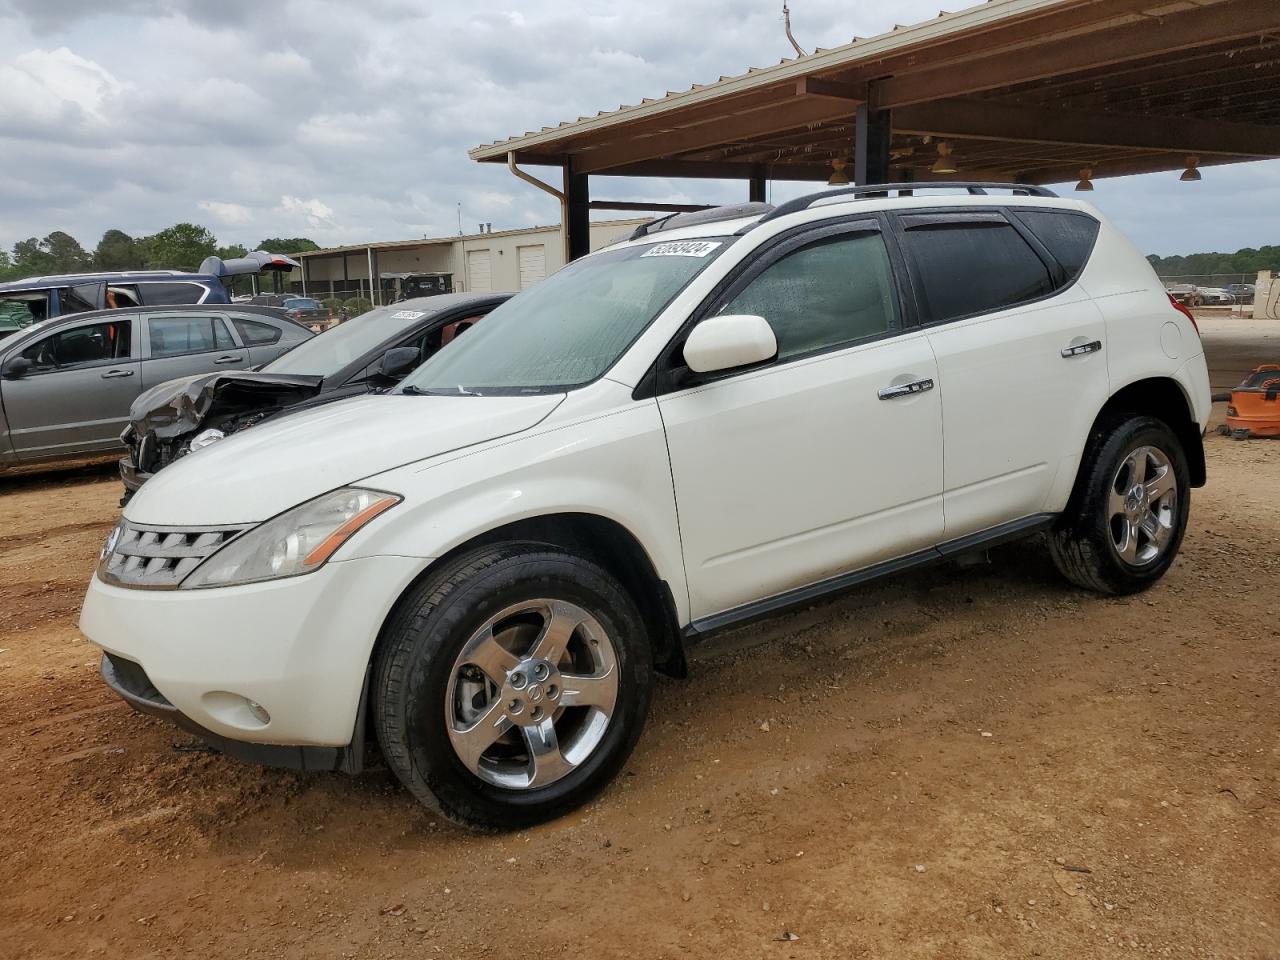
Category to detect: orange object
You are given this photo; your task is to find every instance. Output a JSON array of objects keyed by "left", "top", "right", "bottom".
[{"left": 1224, "top": 364, "right": 1280, "bottom": 438}]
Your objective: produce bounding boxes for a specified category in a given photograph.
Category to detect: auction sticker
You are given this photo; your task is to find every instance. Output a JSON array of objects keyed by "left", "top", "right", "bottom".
[
  {"left": 641, "top": 240, "right": 722, "bottom": 258},
  {"left": 390, "top": 310, "right": 427, "bottom": 320}
]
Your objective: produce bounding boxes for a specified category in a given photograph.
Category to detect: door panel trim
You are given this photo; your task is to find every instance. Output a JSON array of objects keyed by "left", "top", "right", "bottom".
[{"left": 683, "top": 512, "right": 1055, "bottom": 639}]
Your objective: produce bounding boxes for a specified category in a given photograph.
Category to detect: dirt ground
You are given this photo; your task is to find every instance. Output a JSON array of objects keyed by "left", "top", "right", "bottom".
[{"left": 2, "top": 315, "right": 1277, "bottom": 959}]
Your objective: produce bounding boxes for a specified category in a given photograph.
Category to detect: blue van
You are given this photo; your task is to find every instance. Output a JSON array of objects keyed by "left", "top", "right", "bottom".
[{"left": 0, "top": 251, "right": 300, "bottom": 340}]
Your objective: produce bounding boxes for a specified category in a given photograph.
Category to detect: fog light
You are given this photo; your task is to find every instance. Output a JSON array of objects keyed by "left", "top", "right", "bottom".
[{"left": 202, "top": 691, "right": 272, "bottom": 729}]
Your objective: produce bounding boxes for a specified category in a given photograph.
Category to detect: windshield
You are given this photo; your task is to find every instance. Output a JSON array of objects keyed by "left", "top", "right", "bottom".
[
  {"left": 284, "top": 297, "right": 319, "bottom": 309},
  {"left": 264, "top": 303, "right": 434, "bottom": 376},
  {"left": 398, "top": 238, "right": 729, "bottom": 396}
]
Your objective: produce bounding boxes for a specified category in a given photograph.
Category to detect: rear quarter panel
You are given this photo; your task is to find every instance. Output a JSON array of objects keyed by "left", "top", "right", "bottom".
[{"left": 1077, "top": 218, "right": 1208, "bottom": 426}]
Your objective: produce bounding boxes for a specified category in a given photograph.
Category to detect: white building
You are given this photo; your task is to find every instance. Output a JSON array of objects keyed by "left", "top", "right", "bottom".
[{"left": 288, "top": 219, "right": 647, "bottom": 303}]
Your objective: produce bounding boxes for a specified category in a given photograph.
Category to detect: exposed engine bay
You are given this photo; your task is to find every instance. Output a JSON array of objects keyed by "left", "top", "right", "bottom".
[{"left": 120, "top": 372, "right": 328, "bottom": 496}]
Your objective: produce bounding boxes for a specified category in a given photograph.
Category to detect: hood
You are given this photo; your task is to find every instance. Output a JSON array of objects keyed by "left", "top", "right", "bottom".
[
  {"left": 129, "top": 372, "right": 325, "bottom": 441},
  {"left": 124, "top": 392, "right": 565, "bottom": 526},
  {"left": 197, "top": 250, "right": 301, "bottom": 278}
]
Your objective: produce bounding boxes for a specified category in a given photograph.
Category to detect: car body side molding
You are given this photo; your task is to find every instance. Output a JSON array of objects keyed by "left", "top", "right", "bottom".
[{"left": 683, "top": 512, "right": 1056, "bottom": 639}]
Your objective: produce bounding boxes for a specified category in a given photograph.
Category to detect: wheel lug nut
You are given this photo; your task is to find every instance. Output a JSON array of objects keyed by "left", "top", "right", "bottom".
[
  {"left": 509, "top": 698, "right": 523, "bottom": 713},
  {"left": 533, "top": 663, "right": 549, "bottom": 681},
  {"left": 511, "top": 672, "right": 527, "bottom": 690},
  {"left": 530, "top": 706, "right": 544, "bottom": 722}
]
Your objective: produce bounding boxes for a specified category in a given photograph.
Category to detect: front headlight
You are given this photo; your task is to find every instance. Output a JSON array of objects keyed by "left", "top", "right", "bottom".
[{"left": 181, "top": 487, "right": 401, "bottom": 589}]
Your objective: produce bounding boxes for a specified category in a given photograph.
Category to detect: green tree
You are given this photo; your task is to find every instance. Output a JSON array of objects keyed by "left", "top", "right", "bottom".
[
  {"left": 216, "top": 243, "right": 248, "bottom": 260},
  {"left": 255, "top": 237, "right": 320, "bottom": 253},
  {"left": 1148, "top": 244, "right": 1280, "bottom": 279},
  {"left": 0, "top": 249, "right": 18, "bottom": 282},
  {"left": 140, "top": 223, "right": 218, "bottom": 271},
  {"left": 94, "top": 229, "right": 144, "bottom": 271},
  {"left": 11, "top": 237, "right": 55, "bottom": 275},
  {"left": 42, "top": 231, "right": 92, "bottom": 273}
]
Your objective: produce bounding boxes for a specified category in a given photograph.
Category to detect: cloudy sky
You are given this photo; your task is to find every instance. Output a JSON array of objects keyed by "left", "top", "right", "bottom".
[{"left": 1, "top": 0, "right": 1277, "bottom": 258}]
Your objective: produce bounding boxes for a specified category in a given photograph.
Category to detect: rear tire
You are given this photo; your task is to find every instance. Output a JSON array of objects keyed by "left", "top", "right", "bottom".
[
  {"left": 1049, "top": 415, "right": 1190, "bottom": 595},
  {"left": 372, "top": 541, "right": 653, "bottom": 830}
]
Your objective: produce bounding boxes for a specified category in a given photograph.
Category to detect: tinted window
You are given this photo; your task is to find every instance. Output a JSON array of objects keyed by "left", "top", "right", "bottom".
[
  {"left": 719, "top": 231, "right": 898, "bottom": 361},
  {"left": 148, "top": 315, "right": 235, "bottom": 357},
  {"left": 58, "top": 285, "right": 99, "bottom": 313},
  {"left": 21, "top": 320, "right": 131, "bottom": 371},
  {"left": 284, "top": 298, "right": 319, "bottom": 309},
  {"left": 138, "top": 282, "right": 208, "bottom": 306},
  {"left": 901, "top": 219, "right": 1053, "bottom": 323},
  {"left": 233, "top": 317, "right": 283, "bottom": 345},
  {"left": 1013, "top": 211, "right": 1100, "bottom": 279}
]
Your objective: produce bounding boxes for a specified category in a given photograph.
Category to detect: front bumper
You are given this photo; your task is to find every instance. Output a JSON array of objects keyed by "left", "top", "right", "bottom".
[
  {"left": 79, "top": 553, "right": 426, "bottom": 750},
  {"left": 99, "top": 652, "right": 361, "bottom": 772}
]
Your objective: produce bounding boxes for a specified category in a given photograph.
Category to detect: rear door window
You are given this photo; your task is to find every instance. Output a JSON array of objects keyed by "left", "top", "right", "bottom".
[
  {"left": 1010, "top": 210, "right": 1100, "bottom": 281},
  {"left": 21, "top": 319, "right": 132, "bottom": 371},
  {"left": 146, "top": 315, "right": 236, "bottom": 357},
  {"left": 232, "top": 317, "right": 282, "bottom": 345},
  {"left": 137, "top": 282, "right": 209, "bottom": 306},
  {"left": 897, "top": 214, "right": 1054, "bottom": 324}
]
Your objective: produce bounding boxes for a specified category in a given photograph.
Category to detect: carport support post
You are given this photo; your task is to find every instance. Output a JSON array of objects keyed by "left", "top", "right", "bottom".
[
  {"left": 749, "top": 165, "right": 767, "bottom": 203},
  {"left": 564, "top": 161, "right": 591, "bottom": 262},
  {"left": 854, "top": 101, "right": 892, "bottom": 186}
]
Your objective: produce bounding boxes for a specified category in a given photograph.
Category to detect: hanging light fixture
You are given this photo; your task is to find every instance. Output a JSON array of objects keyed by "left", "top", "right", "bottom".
[
  {"left": 1180, "top": 156, "right": 1202, "bottom": 182},
  {"left": 1074, "top": 166, "right": 1094, "bottom": 191},
  {"left": 930, "top": 141, "right": 957, "bottom": 175},
  {"left": 827, "top": 158, "right": 850, "bottom": 186}
]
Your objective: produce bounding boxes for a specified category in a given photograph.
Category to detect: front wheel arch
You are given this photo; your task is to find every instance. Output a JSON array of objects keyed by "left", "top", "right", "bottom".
[{"left": 373, "top": 512, "right": 686, "bottom": 683}]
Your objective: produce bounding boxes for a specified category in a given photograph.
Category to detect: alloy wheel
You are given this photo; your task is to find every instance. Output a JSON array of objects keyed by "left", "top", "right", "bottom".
[
  {"left": 1107, "top": 445, "right": 1178, "bottom": 566},
  {"left": 445, "top": 599, "right": 618, "bottom": 790}
]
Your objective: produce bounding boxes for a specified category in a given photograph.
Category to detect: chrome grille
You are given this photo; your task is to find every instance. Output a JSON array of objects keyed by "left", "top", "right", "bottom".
[{"left": 98, "top": 520, "right": 251, "bottom": 589}]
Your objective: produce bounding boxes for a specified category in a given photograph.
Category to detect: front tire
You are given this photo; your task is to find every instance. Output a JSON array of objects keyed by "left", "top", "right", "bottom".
[
  {"left": 372, "top": 542, "right": 653, "bottom": 829},
  {"left": 1049, "top": 415, "right": 1190, "bottom": 595}
]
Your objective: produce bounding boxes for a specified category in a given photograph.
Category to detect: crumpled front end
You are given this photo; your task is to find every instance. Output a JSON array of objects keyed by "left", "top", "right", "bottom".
[{"left": 121, "top": 372, "right": 324, "bottom": 494}]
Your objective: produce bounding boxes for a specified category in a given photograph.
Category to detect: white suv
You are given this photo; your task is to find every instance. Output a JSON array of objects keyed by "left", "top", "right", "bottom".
[{"left": 81, "top": 184, "right": 1211, "bottom": 828}]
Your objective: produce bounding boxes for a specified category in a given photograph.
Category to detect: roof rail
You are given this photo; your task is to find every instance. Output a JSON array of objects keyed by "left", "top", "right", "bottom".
[
  {"left": 757, "top": 182, "right": 1058, "bottom": 225},
  {"left": 630, "top": 201, "right": 775, "bottom": 241}
]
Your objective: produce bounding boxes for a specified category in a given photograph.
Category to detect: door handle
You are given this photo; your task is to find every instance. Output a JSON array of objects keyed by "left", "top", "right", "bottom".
[
  {"left": 213, "top": 355, "right": 243, "bottom": 364},
  {"left": 100, "top": 369, "right": 134, "bottom": 379},
  {"left": 1060, "top": 339, "right": 1102, "bottom": 358},
  {"left": 878, "top": 378, "right": 934, "bottom": 400}
]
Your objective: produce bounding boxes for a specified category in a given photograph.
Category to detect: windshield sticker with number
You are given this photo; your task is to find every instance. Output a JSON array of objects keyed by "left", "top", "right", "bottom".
[
  {"left": 640, "top": 241, "right": 723, "bottom": 258},
  {"left": 390, "top": 310, "right": 427, "bottom": 320}
]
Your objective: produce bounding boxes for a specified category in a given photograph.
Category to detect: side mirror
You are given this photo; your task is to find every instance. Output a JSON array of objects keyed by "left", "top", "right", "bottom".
[
  {"left": 682, "top": 314, "right": 777, "bottom": 374},
  {"left": 377, "top": 346, "right": 421, "bottom": 380},
  {"left": 2, "top": 356, "right": 33, "bottom": 380}
]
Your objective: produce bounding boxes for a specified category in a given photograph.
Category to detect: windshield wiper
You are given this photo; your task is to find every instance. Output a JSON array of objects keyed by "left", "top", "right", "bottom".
[{"left": 401, "top": 384, "right": 482, "bottom": 397}]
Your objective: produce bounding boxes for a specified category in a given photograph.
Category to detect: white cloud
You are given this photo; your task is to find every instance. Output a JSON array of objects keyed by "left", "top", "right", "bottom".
[
  {"left": 197, "top": 200, "right": 254, "bottom": 225},
  {"left": 278, "top": 195, "right": 335, "bottom": 227},
  {"left": 0, "top": 46, "right": 122, "bottom": 127}
]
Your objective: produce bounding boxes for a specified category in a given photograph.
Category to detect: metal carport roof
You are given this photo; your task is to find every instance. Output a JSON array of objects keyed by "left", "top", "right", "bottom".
[{"left": 471, "top": 0, "right": 1280, "bottom": 256}]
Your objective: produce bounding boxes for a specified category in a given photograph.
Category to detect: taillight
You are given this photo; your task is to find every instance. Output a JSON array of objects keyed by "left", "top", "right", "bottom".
[{"left": 1168, "top": 294, "right": 1199, "bottom": 335}]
